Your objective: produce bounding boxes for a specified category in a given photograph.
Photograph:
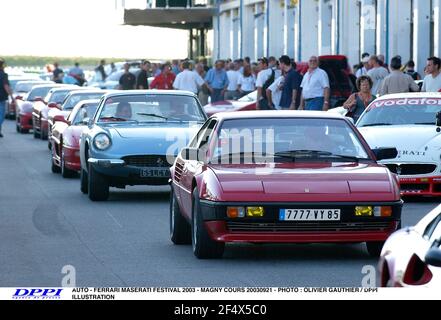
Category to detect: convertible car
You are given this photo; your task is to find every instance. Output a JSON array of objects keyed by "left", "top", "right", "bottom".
[
  {"left": 170, "top": 111, "right": 402, "bottom": 259},
  {"left": 50, "top": 99, "right": 100, "bottom": 177},
  {"left": 357, "top": 93, "right": 441, "bottom": 196},
  {"left": 79, "top": 90, "right": 206, "bottom": 201},
  {"left": 379, "top": 204, "right": 441, "bottom": 287}
]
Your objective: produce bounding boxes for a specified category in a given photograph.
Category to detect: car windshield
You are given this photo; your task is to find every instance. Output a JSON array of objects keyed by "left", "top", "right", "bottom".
[
  {"left": 27, "top": 86, "right": 54, "bottom": 101},
  {"left": 48, "top": 90, "right": 73, "bottom": 104},
  {"left": 211, "top": 118, "right": 369, "bottom": 163},
  {"left": 62, "top": 93, "right": 104, "bottom": 110},
  {"left": 15, "top": 82, "right": 43, "bottom": 93},
  {"left": 238, "top": 90, "right": 257, "bottom": 102},
  {"left": 72, "top": 103, "right": 99, "bottom": 125},
  {"left": 357, "top": 98, "right": 441, "bottom": 126},
  {"left": 98, "top": 94, "right": 206, "bottom": 123}
]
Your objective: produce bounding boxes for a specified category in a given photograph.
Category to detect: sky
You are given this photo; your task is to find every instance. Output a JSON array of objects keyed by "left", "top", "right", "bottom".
[{"left": 0, "top": 0, "right": 188, "bottom": 59}]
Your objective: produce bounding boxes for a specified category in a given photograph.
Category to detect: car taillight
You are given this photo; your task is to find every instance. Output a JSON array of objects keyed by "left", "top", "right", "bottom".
[{"left": 402, "top": 254, "right": 433, "bottom": 286}]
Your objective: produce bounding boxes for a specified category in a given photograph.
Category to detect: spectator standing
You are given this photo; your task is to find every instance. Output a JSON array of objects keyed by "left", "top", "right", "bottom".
[
  {"left": 95, "top": 59, "right": 107, "bottom": 82},
  {"left": 224, "top": 62, "right": 241, "bottom": 100},
  {"left": 52, "top": 62, "right": 64, "bottom": 83},
  {"left": 69, "top": 62, "right": 85, "bottom": 86},
  {"left": 266, "top": 74, "right": 285, "bottom": 110},
  {"left": 136, "top": 60, "right": 151, "bottom": 89},
  {"left": 343, "top": 75, "right": 376, "bottom": 123},
  {"left": 268, "top": 56, "right": 282, "bottom": 78},
  {"left": 204, "top": 60, "right": 229, "bottom": 103},
  {"left": 379, "top": 56, "right": 419, "bottom": 95},
  {"left": 255, "top": 57, "right": 275, "bottom": 110},
  {"left": 378, "top": 54, "right": 389, "bottom": 70},
  {"left": 173, "top": 61, "right": 205, "bottom": 95},
  {"left": 237, "top": 65, "right": 255, "bottom": 97},
  {"left": 150, "top": 63, "right": 176, "bottom": 90},
  {"left": 194, "top": 63, "right": 209, "bottom": 105},
  {"left": 171, "top": 59, "right": 181, "bottom": 75},
  {"left": 405, "top": 60, "right": 421, "bottom": 80},
  {"left": 299, "top": 56, "right": 330, "bottom": 111},
  {"left": 356, "top": 56, "right": 370, "bottom": 78},
  {"left": 118, "top": 63, "right": 136, "bottom": 90},
  {"left": 278, "top": 55, "right": 302, "bottom": 110},
  {"left": 367, "top": 55, "right": 389, "bottom": 95},
  {"left": 0, "top": 59, "right": 14, "bottom": 137},
  {"left": 422, "top": 57, "right": 441, "bottom": 92}
]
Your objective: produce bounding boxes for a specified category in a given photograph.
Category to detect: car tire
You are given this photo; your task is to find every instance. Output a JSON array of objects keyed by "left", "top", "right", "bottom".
[
  {"left": 170, "top": 188, "right": 191, "bottom": 245},
  {"left": 191, "top": 188, "right": 224, "bottom": 259},
  {"left": 20, "top": 127, "right": 29, "bottom": 134},
  {"left": 61, "top": 151, "right": 76, "bottom": 178},
  {"left": 366, "top": 241, "right": 384, "bottom": 257},
  {"left": 50, "top": 151, "right": 61, "bottom": 174},
  {"left": 88, "top": 163, "right": 109, "bottom": 201},
  {"left": 80, "top": 167, "right": 88, "bottom": 194},
  {"left": 16, "top": 123, "right": 20, "bottom": 132}
]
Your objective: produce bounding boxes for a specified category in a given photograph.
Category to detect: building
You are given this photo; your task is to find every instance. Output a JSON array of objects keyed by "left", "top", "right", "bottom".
[{"left": 121, "top": 0, "right": 441, "bottom": 73}]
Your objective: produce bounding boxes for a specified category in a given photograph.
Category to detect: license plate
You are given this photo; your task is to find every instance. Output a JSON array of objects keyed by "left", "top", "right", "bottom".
[
  {"left": 279, "top": 209, "right": 341, "bottom": 221},
  {"left": 140, "top": 167, "right": 169, "bottom": 178}
]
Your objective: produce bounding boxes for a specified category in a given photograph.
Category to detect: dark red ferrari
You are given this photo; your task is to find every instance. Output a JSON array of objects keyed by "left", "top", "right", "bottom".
[{"left": 170, "top": 111, "right": 402, "bottom": 259}]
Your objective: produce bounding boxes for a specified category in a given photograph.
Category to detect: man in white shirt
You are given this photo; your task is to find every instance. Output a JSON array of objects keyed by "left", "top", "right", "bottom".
[
  {"left": 299, "top": 56, "right": 330, "bottom": 111},
  {"left": 255, "top": 57, "right": 275, "bottom": 110},
  {"left": 266, "top": 75, "right": 284, "bottom": 110},
  {"left": 173, "top": 61, "right": 205, "bottom": 94},
  {"left": 356, "top": 56, "right": 369, "bottom": 78},
  {"left": 422, "top": 57, "right": 441, "bottom": 92},
  {"left": 367, "top": 55, "right": 389, "bottom": 95},
  {"left": 225, "top": 62, "right": 241, "bottom": 100}
]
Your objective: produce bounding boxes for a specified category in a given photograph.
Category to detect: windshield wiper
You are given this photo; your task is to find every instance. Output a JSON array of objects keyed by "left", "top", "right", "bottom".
[
  {"left": 136, "top": 113, "right": 168, "bottom": 120},
  {"left": 275, "top": 150, "right": 364, "bottom": 162},
  {"left": 100, "top": 116, "right": 129, "bottom": 122},
  {"left": 360, "top": 123, "right": 393, "bottom": 127}
]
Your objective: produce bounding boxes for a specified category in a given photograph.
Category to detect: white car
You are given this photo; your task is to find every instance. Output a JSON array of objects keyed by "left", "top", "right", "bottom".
[
  {"left": 379, "top": 204, "right": 441, "bottom": 287},
  {"left": 357, "top": 92, "right": 441, "bottom": 196}
]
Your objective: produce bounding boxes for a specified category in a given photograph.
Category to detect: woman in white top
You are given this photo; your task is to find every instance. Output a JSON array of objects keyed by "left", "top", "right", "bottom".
[{"left": 237, "top": 65, "right": 256, "bottom": 97}]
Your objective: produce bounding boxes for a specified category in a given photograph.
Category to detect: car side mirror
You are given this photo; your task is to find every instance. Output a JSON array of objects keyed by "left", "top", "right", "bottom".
[
  {"left": 180, "top": 147, "right": 206, "bottom": 162},
  {"left": 436, "top": 111, "right": 441, "bottom": 127},
  {"left": 53, "top": 114, "right": 68, "bottom": 124},
  {"left": 425, "top": 247, "right": 441, "bottom": 267},
  {"left": 372, "top": 147, "right": 398, "bottom": 161}
]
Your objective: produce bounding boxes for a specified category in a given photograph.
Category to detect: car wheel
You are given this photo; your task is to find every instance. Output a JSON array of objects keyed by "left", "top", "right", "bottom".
[
  {"left": 191, "top": 188, "right": 224, "bottom": 259},
  {"left": 80, "top": 167, "right": 88, "bottom": 194},
  {"left": 61, "top": 150, "right": 76, "bottom": 178},
  {"left": 48, "top": 141, "right": 51, "bottom": 150},
  {"left": 16, "top": 123, "right": 20, "bottom": 132},
  {"left": 50, "top": 150, "right": 61, "bottom": 174},
  {"left": 88, "top": 163, "right": 109, "bottom": 201},
  {"left": 170, "top": 188, "right": 191, "bottom": 245},
  {"left": 20, "top": 127, "right": 29, "bottom": 134},
  {"left": 366, "top": 241, "right": 385, "bottom": 257}
]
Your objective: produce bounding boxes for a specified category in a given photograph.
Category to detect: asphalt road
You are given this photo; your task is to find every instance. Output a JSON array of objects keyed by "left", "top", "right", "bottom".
[{"left": 0, "top": 119, "right": 439, "bottom": 287}]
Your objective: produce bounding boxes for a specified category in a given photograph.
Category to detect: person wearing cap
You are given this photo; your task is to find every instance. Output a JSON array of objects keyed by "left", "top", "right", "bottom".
[
  {"left": 298, "top": 56, "right": 330, "bottom": 111},
  {"left": 0, "top": 59, "right": 14, "bottom": 137},
  {"left": 356, "top": 56, "right": 370, "bottom": 78},
  {"left": 255, "top": 57, "right": 275, "bottom": 110},
  {"left": 378, "top": 56, "right": 419, "bottom": 95}
]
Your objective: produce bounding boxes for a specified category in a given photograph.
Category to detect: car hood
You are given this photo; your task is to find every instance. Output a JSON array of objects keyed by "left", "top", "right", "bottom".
[
  {"left": 358, "top": 125, "right": 441, "bottom": 162},
  {"left": 208, "top": 162, "right": 398, "bottom": 202},
  {"left": 204, "top": 101, "right": 256, "bottom": 116},
  {"left": 98, "top": 123, "right": 200, "bottom": 156}
]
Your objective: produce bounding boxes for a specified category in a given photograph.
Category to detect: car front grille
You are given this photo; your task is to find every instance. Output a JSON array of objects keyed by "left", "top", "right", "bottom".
[
  {"left": 122, "top": 155, "right": 174, "bottom": 168},
  {"left": 226, "top": 221, "right": 394, "bottom": 233},
  {"left": 385, "top": 163, "right": 436, "bottom": 175}
]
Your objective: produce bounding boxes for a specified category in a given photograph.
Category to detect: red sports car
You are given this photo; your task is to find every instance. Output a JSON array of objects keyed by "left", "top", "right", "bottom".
[
  {"left": 32, "top": 86, "right": 82, "bottom": 140},
  {"left": 16, "top": 83, "right": 62, "bottom": 133},
  {"left": 50, "top": 99, "right": 100, "bottom": 177},
  {"left": 170, "top": 111, "right": 402, "bottom": 259}
]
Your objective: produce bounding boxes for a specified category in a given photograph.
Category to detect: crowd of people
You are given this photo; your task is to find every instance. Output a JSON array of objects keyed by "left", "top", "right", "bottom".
[{"left": 2, "top": 52, "right": 441, "bottom": 138}]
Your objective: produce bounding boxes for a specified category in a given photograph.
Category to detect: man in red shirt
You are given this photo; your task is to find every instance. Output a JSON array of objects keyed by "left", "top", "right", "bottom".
[{"left": 149, "top": 63, "right": 176, "bottom": 90}]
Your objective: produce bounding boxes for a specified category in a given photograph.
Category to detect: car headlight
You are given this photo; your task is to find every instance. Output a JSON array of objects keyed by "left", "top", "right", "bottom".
[{"left": 94, "top": 133, "right": 111, "bottom": 150}]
